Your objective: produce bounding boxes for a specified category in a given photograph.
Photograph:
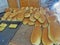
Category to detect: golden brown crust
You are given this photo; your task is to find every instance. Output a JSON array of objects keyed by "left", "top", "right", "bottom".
[
  {"left": 23, "top": 18, "right": 29, "bottom": 25},
  {"left": 38, "top": 14, "right": 46, "bottom": 24},
  {"left": 48, "top": 22, "right": 60, "bottom": 44},
  {"left": 13, "top": 8, "right": 20, "bottom": 13},
  {"left": 30, "top": 7, "right": 34, "bottom": 10},
  {"left": 42, "top": 27, "right": 53, "bottom": 45},
  {"left": 40, "top": 7, "right": 47, "bottom": 15},
  {"left": 1, "top": 12, "right": 11, "bottom": 20},
  {"left": 20, "top": 7, "right": 25, "bottom": 10},
  {"left": 9, "top": 13, "right": 16, "bottom": 18},
  {"left": 46, "top": 15, "right": 57, "bottom": 23},
  {"left": 5, "top": 8, "right": 12, "bottom": 12},
  {"left": 28, "top": 20, "right": 35, "bottom": 26},
  {"left": 29, "top": 15, "right": 36, "bottom": 22},
  {"left": 35, "top": 20, "right": 41, "bottom": 26},
  {"left": 31, "top": 26, "right": 42, "bottom": 45},
  {"left": 16, "top": 13, "right": 25, "bottom": 21},
  {"left": 42, "top": 19, "right": 48, "bottom": 28},
  {"left": 24, "top": 13, "right": 31, "bottom": 18},
  {"left": 34, "top": 11, "right": 40, "bottom": 19}
]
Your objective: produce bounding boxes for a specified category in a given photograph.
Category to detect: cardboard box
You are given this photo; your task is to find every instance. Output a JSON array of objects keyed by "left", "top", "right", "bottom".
[
  {"left": 7, "top": 0, "right": 18, "bottom": 8},
  {"left": 29, "top": 0, "right": 39, "bottom": 7},
  {"left": 7, "top": 0, "right": 40, "bottom": 8},
  {"left": 20, "top": 0, "right": 29, "bottom": 7}
]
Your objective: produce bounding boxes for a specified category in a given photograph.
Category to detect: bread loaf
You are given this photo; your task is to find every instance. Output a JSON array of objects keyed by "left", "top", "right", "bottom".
[
  {"left": 42, "top": 27, "right": 53, "bottom": 45},
  {"left": 31, "top": 26, "right": 42, "bottom": 45}
]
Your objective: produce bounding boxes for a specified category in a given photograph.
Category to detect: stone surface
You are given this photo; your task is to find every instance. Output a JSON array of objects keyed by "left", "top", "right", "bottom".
[{"left": 9, "top": 24, "right": 34, "bottom": 45}]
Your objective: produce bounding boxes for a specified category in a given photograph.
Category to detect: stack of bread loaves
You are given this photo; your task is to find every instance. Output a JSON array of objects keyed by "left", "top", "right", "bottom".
[{"left": 2, "top": 7, "right": 60, "bottom": 45}]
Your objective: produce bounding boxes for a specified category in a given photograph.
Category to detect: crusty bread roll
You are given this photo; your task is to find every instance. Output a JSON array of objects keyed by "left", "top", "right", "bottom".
[
  {"left": 46, "top": 15, "right": 60, "bottom": 44},
  {"left": 13, "top": 8, "right": 20, "bottom": 13},
  {"left": 24, "top": 13, "right": 31, "bottom": 18},
  {"left": 43, "top": 14, "right": 58, "bottom": 44},
  {"left": 28, "top": 20, "right": 35, "bottom": 26},
  {"left": 23, "top": 18, "right": 29, "bottom": 25},
  {"left": 34, "top": 11, "right": 40, "bottom": 19},
  {"left": 37, "top": 7, "right": 46, "bottom": 24},
  {"left": 38, "top": 14, "right": 46, "bottom": 23},
  {"left": 6, "top": 12, "right": 17, "bottom": 21},
  {"left": 7, "top": 14, "right": 17, "bottom": 21},
  {"left": 35, "top": 20, "right": 41, "bottom": 26},
  {"left": 7, "top": 17, "right": 12, "bottom": 21},
  {"left": 40, "top": 7, "right": 47, "bottom": 15},
  {"left": 30, "top": 7, "right": 33, "bottom": 10},
  {"left": 30, "top": 7, "right": 37, "bottom": 14},
  {"left": 29, "top": 15, "right": 36, "bottom": 22},
  {"left": 30, "top": 9, "right": 33, "bottom": 14},
  {"left": 46, "top": 15, "right": 57, "bottom": 23},
  {"left": 48, "top": 22, "right": 60, "bottom": 44},
  {"left": 31, "top": 26, "right": 42, "bottom": 45},
  {"left": 4, "top": 12, "right": 11, "bottom": 18},
  {"left": 19, "top": 7, "right": 26, "bottom": 13},
  {"left": 9, "top": 13, "right": 16, "bottom": 18},
  {"left": 21, "top": 7, "right": 25, "bottom": 10},
  {"left": 30, "top": 7, "right": 34, "bottom": 13},
  {"left": 5, "top": 8, "right": 13, "bottom": 12},
  {"left": 42, "top": 27, "right": 53, "bottom": 45},
  {"left": 25, "top": 7, "right": 29, "bottom": 11},
  {"left": 33, "top": 8, "right": 37, "bottom": 11},
  {"left": 42, "top": 19, "right": 48, "bottom": 28},
  {"left": 12, "top": 17, "right": 17, "bottom": 21},
  {"left": 1, "top": 18, "right": 6, "bottom": 20},
  {"left": 1, "top": 12, "right": 11, "bottom": 20},
  {"left": 16, "top": 13, "right": 25, "bottom": 21}
]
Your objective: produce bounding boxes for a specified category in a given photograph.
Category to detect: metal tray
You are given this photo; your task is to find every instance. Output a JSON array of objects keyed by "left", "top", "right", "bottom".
[{"left": 0, "top": 12, "right": 22, "bottom": 45}]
